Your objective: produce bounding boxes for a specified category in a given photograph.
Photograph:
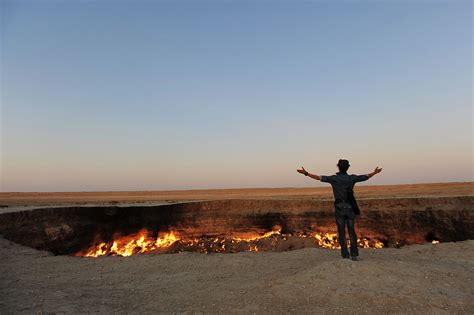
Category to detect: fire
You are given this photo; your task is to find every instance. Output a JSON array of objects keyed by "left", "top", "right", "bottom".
[
  {"left": 80, "top": 229, "right": 179, "bottom": 257},
  {"left": 233, "top": 227, "right": 282, "bottom": 241},
  {"left": 76, "top": 228, "right": 385, "bottom": 258},
  {"left": 313, "top": 233, "right": 339, "bottom": 249},
  {"left": 432, "top": 240, "right": 440, "bottom": 244},
  {"left": 312, "top": 232, "right": 384, "bottom": 249}
]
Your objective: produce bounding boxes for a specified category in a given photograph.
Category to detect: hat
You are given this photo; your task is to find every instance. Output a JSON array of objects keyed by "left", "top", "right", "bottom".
[{"left": 337, "top": 159, "right": 350, "bottom": 168}]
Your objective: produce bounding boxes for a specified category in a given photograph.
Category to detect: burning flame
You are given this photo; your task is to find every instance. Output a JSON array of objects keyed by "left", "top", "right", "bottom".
[
  {"left": 431, "top": 240, "right": 440, "bottom": 244},
  {"left": 233, "top": 227, "right": 282, "bottom": 241},
  {"left": 76, "top": 228, "right": 385, "bottom": 258},
  {"left": 81, "top": 229, "right": 179, "bottom": 257},
  {"left": 314, "top": 233, "right": 339, "bottom": 249}
]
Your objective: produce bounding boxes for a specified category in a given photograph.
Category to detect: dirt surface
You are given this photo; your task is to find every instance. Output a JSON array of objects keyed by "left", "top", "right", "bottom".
[
  {"left": 0, "top": 182, "right": 473, "bottom": 313},
  {"left": 0, "top": 237, "right": 473, "bottom": 314},
  {"left": 1, "top": 182, "right": 472, "bottom": 208}
]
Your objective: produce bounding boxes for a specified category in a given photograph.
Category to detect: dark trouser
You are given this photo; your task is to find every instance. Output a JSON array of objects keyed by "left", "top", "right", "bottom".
[{"left": 335, "top": 205, "right": 358, "bottom": 257}]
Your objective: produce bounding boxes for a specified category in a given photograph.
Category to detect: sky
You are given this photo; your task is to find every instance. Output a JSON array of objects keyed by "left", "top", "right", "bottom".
[{"left": 1, "top": 0, "right": 472, "bottom": 192}]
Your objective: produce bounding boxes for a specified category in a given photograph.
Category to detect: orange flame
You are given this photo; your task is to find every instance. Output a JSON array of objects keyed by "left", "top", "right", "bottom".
[
  {"left": 233, "top": 227, "right": 282, "bottom": 242},
  {"left": 77, "top": 228, "right": 385, "bottom": 257},
  {"left": 81, "top": 229, "right": 179, "bottom": 257},
  {"left": 312, "top": 232, "right": 384, "bottom": 249}
]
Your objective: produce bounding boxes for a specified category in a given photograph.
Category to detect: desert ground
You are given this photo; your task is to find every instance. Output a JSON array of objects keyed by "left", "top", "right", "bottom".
[
  {"left": 0, "top": 182, "right": 473, "bottom": 313},
  {"left": 0, "top": 182, "right": 472, "bottom": 209}
]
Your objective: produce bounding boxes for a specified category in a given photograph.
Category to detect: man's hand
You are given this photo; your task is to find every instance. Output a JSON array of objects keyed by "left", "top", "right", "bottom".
[
  {"left": 296, "top": 167, "right": 321, "bottom": 180},
  {"left": 368, "top": 166, "right": 383, "bottom": 178},
  {"left": 297, "top": 167, "right": 308, "bottom": 175}
]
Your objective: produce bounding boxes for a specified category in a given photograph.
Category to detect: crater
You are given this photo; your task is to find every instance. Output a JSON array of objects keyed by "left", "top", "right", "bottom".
[{"left": 0, "top": 197, "right": 472, "bottom": 257}]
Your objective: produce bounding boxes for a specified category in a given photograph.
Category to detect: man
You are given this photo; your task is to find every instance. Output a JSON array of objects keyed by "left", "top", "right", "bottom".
[{"left": 296, "top": 160, "right": 382, "bottom": 261}]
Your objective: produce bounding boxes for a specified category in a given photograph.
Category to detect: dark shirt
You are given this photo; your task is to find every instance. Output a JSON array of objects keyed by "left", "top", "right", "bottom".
[{"left": 320, "top": 172, "right": 369, "bottom": 205}]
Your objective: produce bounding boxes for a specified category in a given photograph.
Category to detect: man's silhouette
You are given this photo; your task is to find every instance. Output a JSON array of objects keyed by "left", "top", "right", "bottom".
[{"left": 297, "top": 160, "right": 382, "bottom": 261}]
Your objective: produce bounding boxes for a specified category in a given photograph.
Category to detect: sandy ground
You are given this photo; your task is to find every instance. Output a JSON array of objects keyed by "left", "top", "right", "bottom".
[
  {"left": 1, "top": 182, "right": 473, "bottom": 313},
  {"left": 1, "top": 182, "right": 472, "bottom": 208},
  {"left": 0, "top": 237, "right": 473, "bottom": 314}
]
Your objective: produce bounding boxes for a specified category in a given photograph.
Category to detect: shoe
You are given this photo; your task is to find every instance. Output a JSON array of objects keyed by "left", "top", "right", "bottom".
[
  {"left": 351, "top": 256, "right": 358, "bottom": 261},
  {"left": 342, "top": 255, "right": 350, "bottom": 259}
]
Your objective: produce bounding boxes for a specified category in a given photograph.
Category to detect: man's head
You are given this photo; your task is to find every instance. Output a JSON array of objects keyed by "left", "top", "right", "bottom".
[{"left": 337, "top": 159, "right": 350, "bottom": 173}]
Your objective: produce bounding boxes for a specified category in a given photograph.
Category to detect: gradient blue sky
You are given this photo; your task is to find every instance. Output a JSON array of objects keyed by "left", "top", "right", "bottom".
[{"left": 1, "top": 0, "right": 472, "bottom": 192}]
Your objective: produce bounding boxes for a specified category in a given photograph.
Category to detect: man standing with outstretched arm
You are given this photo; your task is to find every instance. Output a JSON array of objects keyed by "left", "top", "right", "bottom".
[{"left": 297, "top": 159, "right": 382, "bottom": 261}]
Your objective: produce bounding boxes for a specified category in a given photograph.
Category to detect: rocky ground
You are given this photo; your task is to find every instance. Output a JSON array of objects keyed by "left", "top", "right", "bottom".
[
  {"left": 0, "top": 237, "right": 473, "bottom": 314},
  {"left": 0, "top": 183, "right": 472, "bottom": 313}
]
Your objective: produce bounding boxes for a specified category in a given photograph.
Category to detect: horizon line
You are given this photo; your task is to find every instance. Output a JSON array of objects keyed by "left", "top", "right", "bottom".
[{"left": 1, "top": 181, "right": 472, "bottom": 194}]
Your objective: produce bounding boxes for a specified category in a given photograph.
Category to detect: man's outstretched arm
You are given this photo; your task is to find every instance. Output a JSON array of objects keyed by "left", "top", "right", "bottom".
[
  {"left": 296, "top": 166, "right": 321, "bottom": 181},
  {"left": 367, "top": 166, "right": 383, "bottom": 178},
  {"left": 353, "top": 166, "right": 383, "bottom": 182}
]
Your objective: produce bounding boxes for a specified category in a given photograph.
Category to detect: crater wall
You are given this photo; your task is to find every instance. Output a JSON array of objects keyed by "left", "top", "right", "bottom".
[{"left": 0, "top": 196, "right": 472, "bottom": 255}]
